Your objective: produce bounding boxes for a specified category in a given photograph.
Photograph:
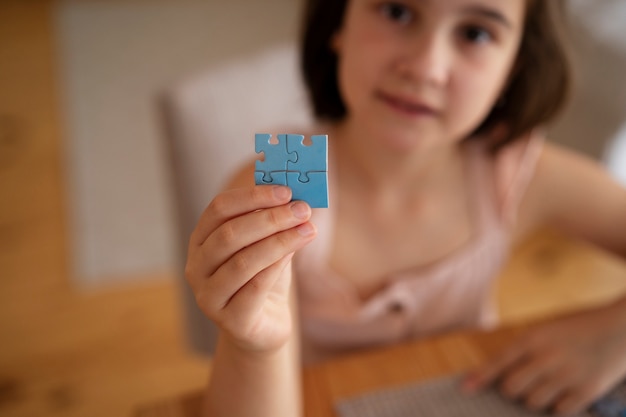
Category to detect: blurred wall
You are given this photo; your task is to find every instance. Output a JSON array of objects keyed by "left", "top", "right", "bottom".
[{"left": 56, "top": 0, "right": 303, "bottom": 287}]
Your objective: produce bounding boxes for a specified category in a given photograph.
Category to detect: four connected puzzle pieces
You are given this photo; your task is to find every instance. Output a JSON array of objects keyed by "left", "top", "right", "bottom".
[{"left": 254, "top": 133, "right": 328, "bottom": 208}]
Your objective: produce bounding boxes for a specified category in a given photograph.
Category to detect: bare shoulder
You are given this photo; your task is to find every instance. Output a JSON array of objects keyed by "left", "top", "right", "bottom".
[{"left": 517, "top": 141, "right": 626, "bottom": 256}]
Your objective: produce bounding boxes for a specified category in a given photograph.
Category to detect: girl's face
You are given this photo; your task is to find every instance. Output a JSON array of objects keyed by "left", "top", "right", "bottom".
[{"left": 333, "top": 0, "right": 526, "bottom": 151}]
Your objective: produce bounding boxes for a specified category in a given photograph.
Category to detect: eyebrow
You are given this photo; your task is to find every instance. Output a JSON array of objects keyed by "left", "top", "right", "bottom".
[{"left": 462, "top": 5, "right": 514, "bottom": 29}]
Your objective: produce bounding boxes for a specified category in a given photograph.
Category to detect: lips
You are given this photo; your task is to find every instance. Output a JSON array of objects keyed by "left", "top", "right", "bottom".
[{"left": 376, "top": 91, "right": 439, "bottom": 117}]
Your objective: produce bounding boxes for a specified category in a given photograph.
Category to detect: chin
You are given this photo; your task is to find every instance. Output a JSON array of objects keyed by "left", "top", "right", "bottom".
[{"left": 372, "top": 124, "right": 437, "bottom": 153}]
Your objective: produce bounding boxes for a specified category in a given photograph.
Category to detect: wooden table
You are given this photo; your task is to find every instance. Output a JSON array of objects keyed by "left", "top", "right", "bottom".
[
  {"left": 134, "top": 322, "right": 534, "bottom": 417},
  {"left": 134, "top": 231, "right": 626, "bottom": 417}
]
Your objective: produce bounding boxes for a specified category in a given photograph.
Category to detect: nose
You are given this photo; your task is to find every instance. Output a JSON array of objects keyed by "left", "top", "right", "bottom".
[{"left": 396, "top": 30, "right": 451, "bottom": 87}]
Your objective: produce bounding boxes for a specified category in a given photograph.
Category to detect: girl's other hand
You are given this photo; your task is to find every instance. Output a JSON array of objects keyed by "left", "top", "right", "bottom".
[
  {"left": 462, "top": 304, "right": 626, "bottom": 415},
  {"left": 185, "top": 185, "right": 316, "bottom": 353}
]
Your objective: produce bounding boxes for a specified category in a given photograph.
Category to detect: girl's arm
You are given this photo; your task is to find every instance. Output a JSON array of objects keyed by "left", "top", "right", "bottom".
[
  {"left": 516, "top": 141, "right": 626, "bottom": 258},
  {"left": 464, "top": 141, "right": 626, "bottom": 415},
  {"left": 187, "top": 162, "right": 308, "bottom": 417},
  {"left": 204, "top": 284, "right": 302, "bottom": 417}
]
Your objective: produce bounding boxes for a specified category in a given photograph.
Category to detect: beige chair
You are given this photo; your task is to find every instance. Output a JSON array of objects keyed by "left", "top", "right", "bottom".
[{"left": 161, "top": 43, "right": 313, "bottom": 354}]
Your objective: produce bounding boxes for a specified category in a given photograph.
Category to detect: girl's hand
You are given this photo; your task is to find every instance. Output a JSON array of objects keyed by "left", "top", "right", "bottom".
[
  {"left": 462, "top": 304, "right": 626, "bottom": 415},
  {"left": 185, "top": 185, "right": 316, "bottom": 353}
]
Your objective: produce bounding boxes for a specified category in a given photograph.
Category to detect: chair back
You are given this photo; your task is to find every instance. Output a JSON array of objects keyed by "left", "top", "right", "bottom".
[{"left": 161, "top": 43, "right": 313, "bottom": 354}]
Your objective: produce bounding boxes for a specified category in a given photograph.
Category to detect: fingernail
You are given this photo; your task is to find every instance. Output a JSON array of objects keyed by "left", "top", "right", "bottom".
[
  {"left": 296, "top": 222, "right": 315, "bottom": 237},
  {"left": 273, "top": 186, "right": 290, "bottom": 200},
  {"left": 291, "top": 201, "right": 310, "bottom": 219}
]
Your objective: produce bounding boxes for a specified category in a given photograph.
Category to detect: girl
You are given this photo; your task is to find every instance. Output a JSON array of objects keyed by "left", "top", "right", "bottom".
[{"left": 184, "top": 0, "right": 626, "bottom": 416}]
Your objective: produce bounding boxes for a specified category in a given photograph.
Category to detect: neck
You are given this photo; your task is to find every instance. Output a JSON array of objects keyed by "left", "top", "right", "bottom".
[{"left": 330, "top": 119, "right": 464, "bottom": 200}]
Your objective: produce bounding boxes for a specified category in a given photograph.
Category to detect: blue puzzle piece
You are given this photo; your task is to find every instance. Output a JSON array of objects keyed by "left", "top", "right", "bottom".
[
  {"left": 255, "top": 133, "right": 297, "bottom": 183},
  {"left": 286, "top": 171, "right": 328, "bottom": 208},
  {"left": 254, "top": 171, "right": 287, "bottom": 186},
  {"left": 254, "top": 132, "right": 329, "bottom": 208},
  {"left": 286, "top": 134, "right": 327, "bottom": 182}
]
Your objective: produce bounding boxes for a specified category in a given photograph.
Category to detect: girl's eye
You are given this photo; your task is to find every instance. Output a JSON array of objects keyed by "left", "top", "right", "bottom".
[
  {"left": 462, "top": 26, "right": 493, "bottom": 44},
  {"left": 379, "top": 2, "right": 414, "bottom": 25}
]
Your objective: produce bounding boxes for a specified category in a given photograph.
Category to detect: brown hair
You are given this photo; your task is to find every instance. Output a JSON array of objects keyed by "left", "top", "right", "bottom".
[{"left": 300, "top": 0, "right": 572, "bottom": 148}]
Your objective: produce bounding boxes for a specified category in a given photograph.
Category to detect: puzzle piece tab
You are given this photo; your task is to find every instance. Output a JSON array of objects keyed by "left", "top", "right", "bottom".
[
  {"left": 254, "top": 170, "right": 287, "bottom": 186},
  {"left": 255, "top": 133, "right": 297, "bottom": 183},
  {"left": 286, "top": 134, "right": 328, "bottom": 182},
  {"left": 254, "top": 133, "right": 328, "bottom": 208},
  {"left": 286, "top": 171, "right": 328, "bottom": 208}
]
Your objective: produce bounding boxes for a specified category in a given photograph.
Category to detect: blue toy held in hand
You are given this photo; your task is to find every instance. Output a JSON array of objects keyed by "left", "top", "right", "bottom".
[{"left": 254, "top": 133, "right": 328, "bottom": 208}]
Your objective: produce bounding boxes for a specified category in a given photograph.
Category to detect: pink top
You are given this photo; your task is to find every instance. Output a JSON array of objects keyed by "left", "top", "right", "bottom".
[{"left": 293, "top": 132, "right": 544, "bottom": 363}]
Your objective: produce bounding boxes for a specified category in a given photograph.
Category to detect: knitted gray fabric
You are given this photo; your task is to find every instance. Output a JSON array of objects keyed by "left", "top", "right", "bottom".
[{"left": 336, "top": 374, "right": 591, "bottom": 417}]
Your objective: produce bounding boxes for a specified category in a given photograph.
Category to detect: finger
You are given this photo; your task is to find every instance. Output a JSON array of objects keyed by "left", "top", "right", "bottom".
[
  {"left": 217, "top": 254, "right": 295, "bottom": 351},
  {"left": 523, "top": 370, "right": 573, "bottom": 412},
  {"left": 554, "top": 393, "right": 591, "bottom": 417},
  {"left": 224, "top": 253, "right": 294, "bottom": 329},
  {"left": 190, "top": 185, "right": 292, "bottom": 247},
  {"left": 462, "top": 345, "right": 528, "bottom": 393},
  {"left": 499, "top": 350, "right": 561, "bottom": 400},
  {"left": 200, "top": 201, "right": 311, "bottom": 278},
  {"left": 198, "top": 222, "right": 316, "bottom": 314},
  {"left": 554, "top": 381, "right": 611, "bottom": 416}
]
